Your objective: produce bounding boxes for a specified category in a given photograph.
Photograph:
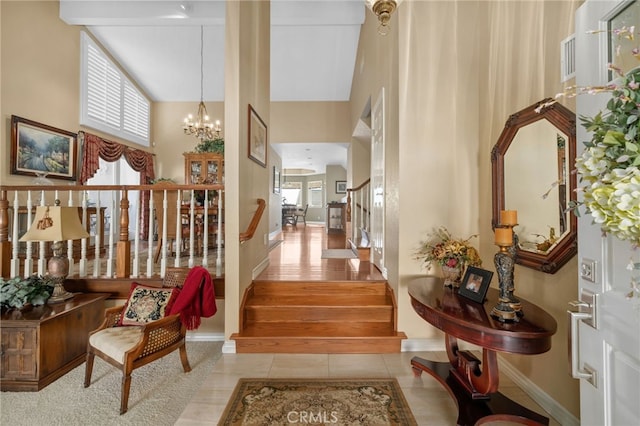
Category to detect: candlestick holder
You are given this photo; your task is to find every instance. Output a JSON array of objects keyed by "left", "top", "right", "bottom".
[{"left": 491, "top": 225, "right": 520, "bottom": 322}]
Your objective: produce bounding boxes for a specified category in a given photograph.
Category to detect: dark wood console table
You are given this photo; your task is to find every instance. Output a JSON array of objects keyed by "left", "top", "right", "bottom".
[
  {"left": 408, "top": 277, "right": 557, "bottom": 425},
  {"left": 1, "top": 293, "right": 107, "bottom": 391}
]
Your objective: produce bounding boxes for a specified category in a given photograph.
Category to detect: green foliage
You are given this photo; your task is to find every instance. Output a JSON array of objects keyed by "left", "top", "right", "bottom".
[
  {"left": 0, "top": 275, "right": 54, "bottom": 309},
  {"left": 194, "top": 137, "right": 224, "bottom": 154}
]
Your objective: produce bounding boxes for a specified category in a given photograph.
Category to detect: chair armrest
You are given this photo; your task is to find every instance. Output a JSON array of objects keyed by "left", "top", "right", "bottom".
[
  {"left": 91, "top": 306, "right": 123, "bottom": 333},
  {"left": 134, "top": 314, "right": 186, "bottom": 359}
]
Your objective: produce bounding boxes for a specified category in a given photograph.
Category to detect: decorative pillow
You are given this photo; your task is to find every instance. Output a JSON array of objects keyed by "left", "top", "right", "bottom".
[{"left": 120, "top": 283, "right": 180, "bottom": 326}]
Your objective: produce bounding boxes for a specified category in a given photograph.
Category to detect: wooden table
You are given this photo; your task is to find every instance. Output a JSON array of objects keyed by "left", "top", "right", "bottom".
[
  {"left": 408, "top": 277, "right": 557, "bottom": 425},
  {"left": 1, "top": 293, "right": 108, "bottom": 391}
]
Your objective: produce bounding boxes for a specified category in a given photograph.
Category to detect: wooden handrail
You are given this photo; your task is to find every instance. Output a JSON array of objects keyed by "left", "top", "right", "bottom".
[
  {"left": 239, "top": 198, "right": 266, "bottom": 243},
  {"left": 346, "top": 178, "right": 371, "bottom": 193},
  {"left": 346, "top": 179, "right": 370, "bottom": 222}
]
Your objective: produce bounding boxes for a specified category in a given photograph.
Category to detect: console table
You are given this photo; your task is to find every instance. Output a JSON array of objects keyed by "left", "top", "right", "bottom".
[
  {"left": 1, "top": 293, "right": 107, "bottom": 391},
  {"left": 408, "top": 277, "right": 557, "bottom": 425}
]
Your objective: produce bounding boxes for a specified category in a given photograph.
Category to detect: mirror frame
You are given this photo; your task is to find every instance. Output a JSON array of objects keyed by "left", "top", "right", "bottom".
[{"left": 491, "top": 98, "right": 577, "bottom": 274}]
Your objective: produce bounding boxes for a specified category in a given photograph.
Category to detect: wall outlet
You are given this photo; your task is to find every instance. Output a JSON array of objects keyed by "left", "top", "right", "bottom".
[{"left": 580, "top": 258, "right": 596, "bottom": 283}]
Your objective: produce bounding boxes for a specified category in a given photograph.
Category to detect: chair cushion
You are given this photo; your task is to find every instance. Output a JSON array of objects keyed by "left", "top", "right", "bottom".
[
  {"left": 120, "top": 283, "right": 180, "bottom": 326},
  {"left": 89, "top": 326, "right": 144, "bottom": 364}
]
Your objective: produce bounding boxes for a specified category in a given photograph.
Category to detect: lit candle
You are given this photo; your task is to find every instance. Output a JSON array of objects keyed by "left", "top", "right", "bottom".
[
  {"left": 500, "top": 210, "right": 518, "bottom": 226},
  {"left": 495, "top": 227, "right": 513, "bottom": 246}
]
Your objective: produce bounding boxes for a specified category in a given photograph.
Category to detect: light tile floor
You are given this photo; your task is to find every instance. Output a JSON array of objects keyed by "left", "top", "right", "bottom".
[{"left": 175, "top": 350, "right": 560, "bottom": 426}]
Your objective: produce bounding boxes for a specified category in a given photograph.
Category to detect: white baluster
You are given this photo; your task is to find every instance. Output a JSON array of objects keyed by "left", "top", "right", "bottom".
[
  {"left": 216, "top": 190, "right": 223, "bottom": 276},
  {"left": 93, "top": 195, "right": 101, "bottom": 277},
  {"left": 11, "top": 192, "right": 20, "bottom": 277},
  {"left": 160, "top": 189, "right": 168, "bottom": 277},
  {"left": 147, "top": 190, "right": 154, "bottom": 277},
  {"left": 66, "top": 191, "right": 75, "bottom": 277},
  {"left": 132, "top": 190, "right": 141, "bottom": 279},
  {"left": 36, "top": 191, "right": 47, "bottom": 276},
  {"left": 106, "top": 195, "right": 115, "bottom": 277},
  {"left": 79, "top": 192, "right": 88, "bottom": 277}
]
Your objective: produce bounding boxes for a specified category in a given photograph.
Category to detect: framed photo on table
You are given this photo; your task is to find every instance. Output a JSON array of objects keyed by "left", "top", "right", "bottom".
[
  {"left": 10, "top": 115, "right": 78, "bottom": 181},
  {"left": 248, "top": 104, "right": 267, "bottom": 167},
  {"left": 458, "top": 266, "right": 493, "bottom": 303}
]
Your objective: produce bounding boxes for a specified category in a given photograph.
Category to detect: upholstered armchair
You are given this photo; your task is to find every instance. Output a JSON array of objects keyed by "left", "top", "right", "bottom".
[{"left": 83, "top": 268, "right": 191, "bottom": 414}]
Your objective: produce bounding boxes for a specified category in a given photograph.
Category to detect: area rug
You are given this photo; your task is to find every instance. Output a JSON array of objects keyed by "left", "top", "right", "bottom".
[
  {"left": 321, "top": 249, "right": 358, "bottom": 259},
  {"left": 218, "top": 378, "right": 417, "bottom": 425},
  {"left": 0, "top": 341, "right": 223, "bottom": 426}
]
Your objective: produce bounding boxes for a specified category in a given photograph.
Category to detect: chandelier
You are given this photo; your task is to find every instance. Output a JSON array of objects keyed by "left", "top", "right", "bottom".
[
  {"left": 183, "top": 26, "right": 222, "bottom": 141},
  {"left": 365, "top": 0, "right": 402, "bottom": 36}
]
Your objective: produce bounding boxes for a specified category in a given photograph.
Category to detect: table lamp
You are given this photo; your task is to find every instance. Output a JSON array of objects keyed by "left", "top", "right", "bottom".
[{"left": 19, "top": 200, "right": 89, "bottom": 303}]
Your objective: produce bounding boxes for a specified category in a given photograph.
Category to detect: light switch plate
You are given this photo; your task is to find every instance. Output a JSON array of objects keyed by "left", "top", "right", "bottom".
[{"left": 580, "top": 258, "right": 596, "bottom": 283}]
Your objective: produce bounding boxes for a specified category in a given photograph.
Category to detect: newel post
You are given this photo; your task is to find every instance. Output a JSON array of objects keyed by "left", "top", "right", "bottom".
[
  {"left": 346, "top": 190, "right": 352, "bottom": 222},
  {"left": 116, "top": 190, "right": 131, "bottom": 278},
  {"left": 0, "top": 190, "right": 10, "bottom": 278}
]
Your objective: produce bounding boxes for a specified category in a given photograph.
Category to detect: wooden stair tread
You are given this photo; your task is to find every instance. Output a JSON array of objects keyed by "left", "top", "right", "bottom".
[{"left": 236, "top": 323, "right": 402, "bottom": 337}]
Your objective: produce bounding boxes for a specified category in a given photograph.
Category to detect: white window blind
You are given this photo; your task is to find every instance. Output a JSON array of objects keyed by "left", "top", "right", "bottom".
[
  {"left": 308, "top": 180, "right": 323, "bottom": 208},
  {"left": 81, "top": 32, "right": 150, "bottom": 146}
]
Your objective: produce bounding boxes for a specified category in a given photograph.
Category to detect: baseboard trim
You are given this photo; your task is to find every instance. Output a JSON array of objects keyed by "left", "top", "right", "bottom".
[
  {"left": 499, "top": 357, "right": 580, "bottom": 426},
  {"left": 185, "top": 332, "right": 225, "bottom": 342},
  {"left": 252, "top": 256, "right": 270, "bottom": 280},
  {"left": 222, "top": 340, "right": 237, "bottom": 353}
]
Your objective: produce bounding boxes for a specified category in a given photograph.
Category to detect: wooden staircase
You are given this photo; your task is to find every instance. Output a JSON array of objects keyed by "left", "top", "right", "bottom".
[{"left": 231, "top": 280, "right": 407, "bottom": 353}]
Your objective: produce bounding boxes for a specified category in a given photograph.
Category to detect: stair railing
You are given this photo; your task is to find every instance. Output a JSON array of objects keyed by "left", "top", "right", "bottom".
[{"left": 0, "top": 183, "right": 224, "bottom": 280}]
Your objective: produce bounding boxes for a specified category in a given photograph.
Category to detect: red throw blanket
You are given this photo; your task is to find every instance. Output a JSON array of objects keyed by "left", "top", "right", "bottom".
[{"left": 168, "top": 266, "right": 216, "bottom": 330}]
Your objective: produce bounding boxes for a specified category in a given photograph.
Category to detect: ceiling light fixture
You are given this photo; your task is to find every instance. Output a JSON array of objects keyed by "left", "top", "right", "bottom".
[
  {"left": 365, "top": 0, "right": 402, "bottom": 36},
  {"left": 183, "top": 25, "right": 222, "bottom": 141}
]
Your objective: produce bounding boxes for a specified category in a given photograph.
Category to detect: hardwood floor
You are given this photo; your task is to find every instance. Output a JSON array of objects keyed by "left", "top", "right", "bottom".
[{"left": 257, "top": 223, "right": 384, "bottom": 281}]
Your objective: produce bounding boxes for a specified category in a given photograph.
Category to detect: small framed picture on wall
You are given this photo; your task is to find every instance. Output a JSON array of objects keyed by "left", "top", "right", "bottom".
[{"left": 336, "top": 180, "right": 347, "bottom": 194}]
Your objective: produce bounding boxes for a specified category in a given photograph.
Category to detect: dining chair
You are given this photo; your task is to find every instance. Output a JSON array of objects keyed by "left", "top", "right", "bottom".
[{"left": 294, "top": 204, "right": 308, "bottom": 226}]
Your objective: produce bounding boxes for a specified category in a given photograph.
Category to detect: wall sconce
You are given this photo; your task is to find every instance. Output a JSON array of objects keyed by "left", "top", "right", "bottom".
[
  {"left": 20, "top": 201, "right": 89, "bottom": 303},
  {"left": 365, "top": 0, "right": 402, "bottom": 35}
]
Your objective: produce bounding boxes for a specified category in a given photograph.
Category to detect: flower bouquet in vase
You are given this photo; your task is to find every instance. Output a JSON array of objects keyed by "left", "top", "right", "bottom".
[{"left": 414, "top": 227, "right": 482, "bottom": 287}]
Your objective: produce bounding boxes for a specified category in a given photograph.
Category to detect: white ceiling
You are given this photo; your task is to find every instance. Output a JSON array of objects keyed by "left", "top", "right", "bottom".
[{"left": 60, "top": 0, "right": 369, "bottom": 174}]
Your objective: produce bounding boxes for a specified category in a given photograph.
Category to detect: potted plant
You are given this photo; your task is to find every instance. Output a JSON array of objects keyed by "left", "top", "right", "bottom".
[
  {"left": 194, "top": 137, "right": 224, "bottom": 154},
  {"left": 0, "top": 275, "right": 54, "bottom": 309},
  {"left": 414, "top": 226, "right": 482, "bottom": 287}
]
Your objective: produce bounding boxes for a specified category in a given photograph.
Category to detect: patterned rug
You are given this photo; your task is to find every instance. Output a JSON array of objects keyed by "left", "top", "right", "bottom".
[
  {"left": 218, "top": 378, "right": 417, "bottom": 425},
  {"left": 321, "top": 249, "right": 358, "bottom": 259}
]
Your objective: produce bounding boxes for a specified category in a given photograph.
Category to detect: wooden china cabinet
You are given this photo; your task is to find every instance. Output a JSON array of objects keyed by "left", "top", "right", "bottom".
[{"left": 183, "top": 152, "right": 224, "bottom": 184}]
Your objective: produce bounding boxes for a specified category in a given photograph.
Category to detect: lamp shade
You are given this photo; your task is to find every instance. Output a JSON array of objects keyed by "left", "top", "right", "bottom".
[{"left": 19, "top": 206, "right": 90, "bottom": 242}]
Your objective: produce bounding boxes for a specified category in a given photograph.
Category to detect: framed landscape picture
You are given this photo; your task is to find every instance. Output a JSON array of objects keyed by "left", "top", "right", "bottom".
[
  {"left": 248, "top": 104, "right": 267, "bottom": 167},
  {"left": 10, "top": 115, "right": 78, "bottom": 181},
  {"left": 336, "top": 180, "right": 347, "bottom": 194}
]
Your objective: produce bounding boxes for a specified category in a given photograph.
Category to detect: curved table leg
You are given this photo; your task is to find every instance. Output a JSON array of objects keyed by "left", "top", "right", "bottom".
[{"left": 411, "top": 337, "right": 549, "bottom": 426}]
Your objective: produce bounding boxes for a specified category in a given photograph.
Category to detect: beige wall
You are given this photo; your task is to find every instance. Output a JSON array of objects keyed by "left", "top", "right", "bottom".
[
  {"left": 271, "top": 102, "right": 352, "bottom": 143},
  {"left": 222, "top": 0, "right": 271, "bottom": 340},
  {"left": 349, "top": 0, "right": 580, "bottom": 418}
]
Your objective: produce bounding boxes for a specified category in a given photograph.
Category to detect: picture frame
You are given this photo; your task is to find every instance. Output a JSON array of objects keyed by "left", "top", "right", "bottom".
[
  {"left": 335, "top": 180, "right": 347, "bottom": 194},
  {"left": 458, "top": 266, "right": 493, "bottom": 303},
  {"left": 10, "top": 115, "right": 78, "bottom": 181},
  {"left": 248, "top": 104, "right": 267, "bottom": 168},
  {"left": 273, "top": 166, "right": 281, "bottom": 194}
]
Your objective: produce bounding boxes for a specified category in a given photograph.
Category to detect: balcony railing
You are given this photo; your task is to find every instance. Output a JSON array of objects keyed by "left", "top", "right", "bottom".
[{"left": 0, "top": 184, "right": 224, "bottom": 281}]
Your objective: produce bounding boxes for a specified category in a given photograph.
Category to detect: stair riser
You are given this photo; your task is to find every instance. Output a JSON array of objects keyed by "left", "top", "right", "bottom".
[
  {"left": 246, "top": 307, "right": 393, "bottom": 322},
  {"left": 242, "top": 322, "right": 395, "bottom": 335},
  {"left": 234, "top": 338, "right": 403, "bottom": 354}
]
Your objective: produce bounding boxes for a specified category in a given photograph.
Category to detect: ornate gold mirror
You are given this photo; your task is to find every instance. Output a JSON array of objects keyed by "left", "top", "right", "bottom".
[{"left": 491, "top": 99, "right": 577, "bottom": 274}]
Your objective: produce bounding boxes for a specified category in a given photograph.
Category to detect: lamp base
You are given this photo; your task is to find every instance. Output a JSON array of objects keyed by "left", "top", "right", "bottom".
[
  {"left": 47, "top": 280, "right": 74, "bottom": 303},
  {"left": 490, "top": 302, "right": 519, "bottom": 323}
]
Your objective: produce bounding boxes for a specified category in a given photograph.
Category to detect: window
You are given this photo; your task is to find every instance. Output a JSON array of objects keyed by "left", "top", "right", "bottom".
[
  {"left": 308, "top": 180, "right": 323, "bottom": 208},
  {"left": 282, "top": 181, "right": 302, "bottom": 206},
  {"left": 80, "top": 32, "right": 150, "bottom": 146}
]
